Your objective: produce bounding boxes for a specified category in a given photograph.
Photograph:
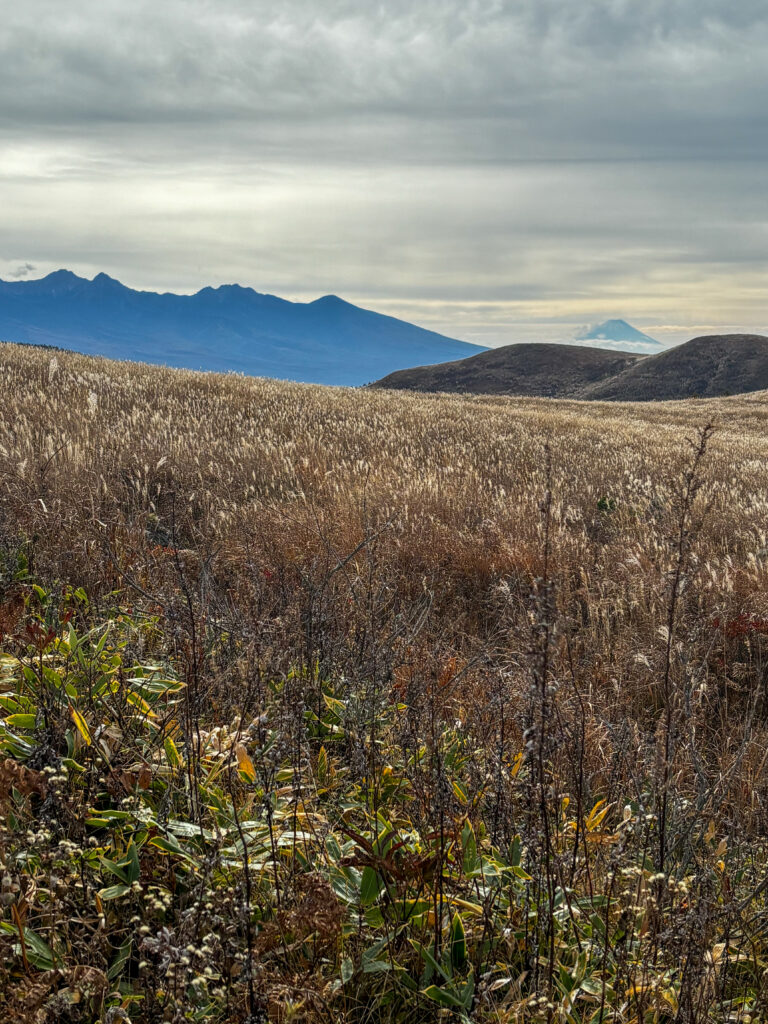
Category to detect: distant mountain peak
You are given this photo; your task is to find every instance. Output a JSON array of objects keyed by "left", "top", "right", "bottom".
[
  {"left": 45, "top": 269, "right": 79, "bottom": 281},
  {"left": 0, "top": 269, "right": 484, "bottom": 386},
  {"left": 92, "top": 272, "right": 125, "bottom": 290},
  {"left": 42, "top": 269, "right": 82, "bottom": 287},
  {"left": 310, "top": 294, "right": 350, "bottom": 308},
  {"left": 575, "top": 319, "right": 661, "bottom": 347}
]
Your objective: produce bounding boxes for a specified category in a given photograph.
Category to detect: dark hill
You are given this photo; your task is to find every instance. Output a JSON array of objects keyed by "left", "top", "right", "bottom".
[
  {"left": 372, "top": 334, "right": 768, "bottom": 401},
  {"left": 580, "top": 334, "right": 768, "bottom": 400},
  {"left": 371, "top": 343, "right": 644, "bottom": 397}
]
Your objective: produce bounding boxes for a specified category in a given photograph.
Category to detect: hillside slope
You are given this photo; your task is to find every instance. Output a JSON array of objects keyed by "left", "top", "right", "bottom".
[
  {"left": 581, "top": 333, "right": 768, "bottom": 400},
  {"left": 0, "top": 270, "right": 483, "bottom": 386},
  {"left": 373, "top": 334, "right": 768, "bottom": 401},
  {"left": 371, "top": 342, "right": 644, "bottom": 397}
]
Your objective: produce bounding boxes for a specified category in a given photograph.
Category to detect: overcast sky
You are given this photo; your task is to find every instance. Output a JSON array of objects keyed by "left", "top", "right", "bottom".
[{"left": 2, "top": 0, "right": 768, "bottom": 346}]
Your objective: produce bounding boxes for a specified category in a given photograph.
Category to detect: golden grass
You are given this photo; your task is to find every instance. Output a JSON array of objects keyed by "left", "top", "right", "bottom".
[{"left": 1, "top": 342, "right": 768, "bottom": 1022}]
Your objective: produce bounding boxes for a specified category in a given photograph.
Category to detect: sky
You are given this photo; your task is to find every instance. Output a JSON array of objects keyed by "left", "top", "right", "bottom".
[{"left": 2, "top": 0, "right": 768, "bottom": 347}]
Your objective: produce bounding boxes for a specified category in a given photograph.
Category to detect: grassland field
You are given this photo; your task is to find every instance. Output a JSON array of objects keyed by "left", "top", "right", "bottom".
[{"left": 1, "top": 343, "right": 768, "bottom": 1023}]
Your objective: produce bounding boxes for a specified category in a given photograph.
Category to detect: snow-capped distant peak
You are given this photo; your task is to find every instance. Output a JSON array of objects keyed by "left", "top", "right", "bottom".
[{"left": 575, "top": 319, "right": 661, "bottom": 347}]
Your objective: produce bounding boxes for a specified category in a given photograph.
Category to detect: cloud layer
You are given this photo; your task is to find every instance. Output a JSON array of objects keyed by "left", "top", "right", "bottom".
[{"left": 2, "top": 1, "right": 768, "bottom": 344}]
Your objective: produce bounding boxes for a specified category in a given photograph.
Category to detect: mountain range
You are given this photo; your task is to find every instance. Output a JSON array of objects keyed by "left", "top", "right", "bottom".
[
  {"left": 372, "top": 334, "right": 768, "bottom": 401},
  {"left": 6, "top": 271, "right": 762, "bottom": 401},
  {"left": 0, "top": 270, "right": 483, "bottom": 386}
]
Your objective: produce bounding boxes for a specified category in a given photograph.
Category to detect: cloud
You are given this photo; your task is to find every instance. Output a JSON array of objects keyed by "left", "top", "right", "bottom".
[
  {"left": 3, "top": 1, "right": 768, "bottom": 161},
  {"left": 1, "top": 1, "right": 768, "bottom": 345},
  {"left": 6, "top": 262, "right": 37, "bottom": 279}
]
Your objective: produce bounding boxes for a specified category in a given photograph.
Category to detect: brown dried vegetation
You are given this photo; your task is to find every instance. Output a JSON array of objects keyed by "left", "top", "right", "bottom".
[{"left": 1, "top": 343, "right": 768, "bottom": 1021}]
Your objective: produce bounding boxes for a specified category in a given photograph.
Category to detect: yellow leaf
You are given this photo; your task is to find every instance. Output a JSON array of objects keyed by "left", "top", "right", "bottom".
[
  {"left": 452, "top": 779, "right": 468, "bottom": 804},
  {"left": 511, "top": 751, "right": 523, "bottom": 778},
  {"left": 164, "top": 736, "right": 182, "bottom": 768},
  {"left": 236, "top": 744, "right": 256, "bottom": 783},
  {"left": 585, "top": 799, "right": 610, "bottom": 832},
  {"left": 71, "top": 708, "right": 92, "bottom": 746},
  {"left": 445, "top": 895, "right": 484, "bottom": 916},
  {"left": 126, "top": 691, "right": 156, "bottom": 717},
  {"left": 662, "top": 987, "right": 679, "bottom": 1012}
]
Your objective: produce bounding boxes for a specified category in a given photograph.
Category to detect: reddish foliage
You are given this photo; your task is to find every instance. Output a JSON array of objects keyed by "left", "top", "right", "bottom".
[{"left": 713, "top": 614, "right": 768, "bottom": 639}]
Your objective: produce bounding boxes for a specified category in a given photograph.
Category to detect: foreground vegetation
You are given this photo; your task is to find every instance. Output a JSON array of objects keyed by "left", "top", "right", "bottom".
[{"left": 2, "top": 344, "right": 768, "bottom": 1022}]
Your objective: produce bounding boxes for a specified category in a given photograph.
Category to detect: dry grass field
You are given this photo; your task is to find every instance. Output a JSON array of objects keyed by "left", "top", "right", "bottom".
[{"left": 2, "top": 342, "right": 768, "bottom": 1022}]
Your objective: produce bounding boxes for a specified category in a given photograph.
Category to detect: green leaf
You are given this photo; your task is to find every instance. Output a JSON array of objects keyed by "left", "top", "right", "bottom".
[
  {"left": 100, "top": 857, "right": 128, "bottom": 883},
  {"left": 150, "top": 835, "right": 185, "bottom": 856},
  {"left": 360, "top": 865, "right": 381, "bottom": 907},
  {"left": 24, "top": 928, "right": 56, "bottom": 969},
  {"left": 462, "top": 821, "right": 478, "bottom": 876},
  {"left": 362, "top": 959, "right": 391, "bottom": 974},
  {"left": 121, "top": 841, "right": 141, "bottom": 884},
  {"left": 90, "top": 809, "right": 133, "bottom": 821},
  {"left": 341, "top": 957, "right": 354, "bottom": 984},
  {"left": 364, "top": 906, "right": 385, "bottom": 928},
  {"left": 108, "top": 938, "right": 133, "bottom": 981},
  {"left": 99, "top": 883, "right": 131, "bottom": 901},
  {"left": 329, "top": 866, "right": 360, "bottom": 905},
  {"left": 164, "top": 819, "right": 197, "bottom": 837},
  {"left": 412, "top": 940, "right": 451, "bottom": 984},
  {"left": 449, "top": 911, "right": 467, "bottom": 972},
  {"left": 0, "top": 922, "right": 56, "bottom": 970},
  {"left": 422, "top": 985, "right": 465, "bottom": 1009},
  {"left": 325, "top": 835, "right": 342, "bottom": 862},
  {"left": 5, "top": 714, "right": 36, "bottom": 730},
  {"left": 361, "top": 937, "right": 391, "bottom": 974},
  {"left": 580, "top": 977, "right": 603, "bottom": 996},
  {"left": 509, "top": 835, "right": 522, "bottom": 867}
]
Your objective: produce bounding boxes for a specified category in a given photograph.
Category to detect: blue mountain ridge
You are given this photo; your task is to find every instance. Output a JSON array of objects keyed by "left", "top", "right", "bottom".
[{"left": 0, "top": 270, "right": 484, "bottom": 386}]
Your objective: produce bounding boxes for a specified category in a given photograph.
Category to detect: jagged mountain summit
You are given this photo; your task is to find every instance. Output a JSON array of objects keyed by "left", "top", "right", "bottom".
[
  {"left": 574, "top": 319, "right": 662, "bottom": 352},
  {"left": 0, "top": 270, "right": 484, "bottom": 386},
  {"left": 372, "top": 334, "right": 768, "bottom": 401}
]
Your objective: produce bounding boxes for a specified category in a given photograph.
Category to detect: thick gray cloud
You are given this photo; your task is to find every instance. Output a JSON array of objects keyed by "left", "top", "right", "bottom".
[{"left": 2, "top": 0, "right": 768, "bottom": 345}]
